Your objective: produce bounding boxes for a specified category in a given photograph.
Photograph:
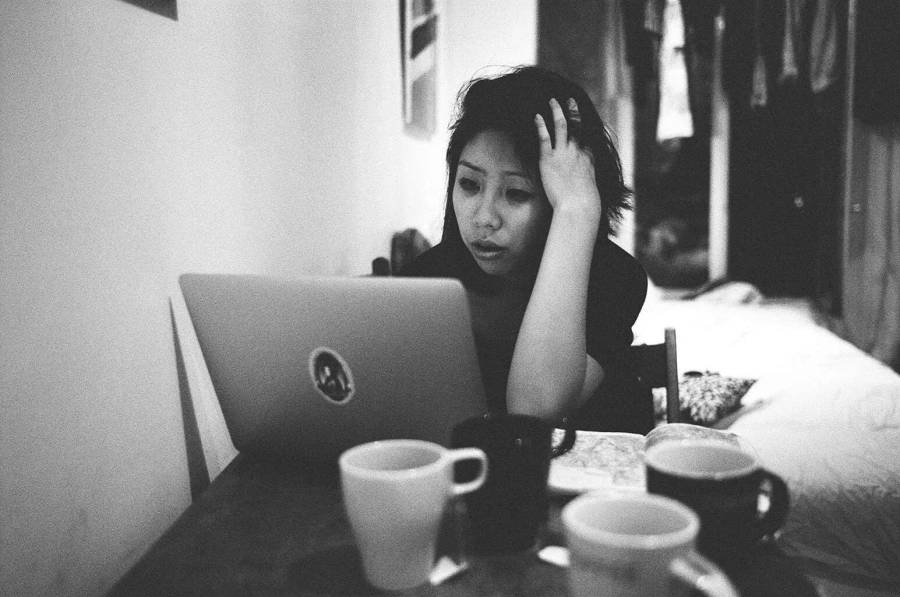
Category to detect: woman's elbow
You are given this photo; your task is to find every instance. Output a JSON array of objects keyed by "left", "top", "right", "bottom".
[{"left": 506, "top": 379, "right": 580, "bottom": 422}]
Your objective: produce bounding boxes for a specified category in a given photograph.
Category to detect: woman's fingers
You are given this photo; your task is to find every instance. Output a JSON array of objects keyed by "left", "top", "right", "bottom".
[
  {"left": 534, "top": 113, "right": 552, "bottom": 153},
  {"left": 549, "top": 98, "right": 567, "bottom": 148},
  {"left": 535, "top": 97, "right": 600, "bottom": 212},
  {"left": 537, "top": 97, "right": 583, "bottom": 151}
]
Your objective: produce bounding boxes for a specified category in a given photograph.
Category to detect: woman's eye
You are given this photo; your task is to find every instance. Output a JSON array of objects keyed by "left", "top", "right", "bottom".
[
  {"left": 458, "top": 178, "right": 480, "bottom": 193},
  {"left": 507, "top": 189, "right": 533, "bottom": 202}
]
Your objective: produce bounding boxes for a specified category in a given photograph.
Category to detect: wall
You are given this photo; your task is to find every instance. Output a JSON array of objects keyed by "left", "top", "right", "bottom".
[{"left": 0, "top": 1, "right": 536, "bottom": 595}]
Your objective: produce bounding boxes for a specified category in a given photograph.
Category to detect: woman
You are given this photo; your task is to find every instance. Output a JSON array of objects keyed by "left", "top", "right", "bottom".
[{"left": 400, "top": 66, "right": 652, "bottom": 434}]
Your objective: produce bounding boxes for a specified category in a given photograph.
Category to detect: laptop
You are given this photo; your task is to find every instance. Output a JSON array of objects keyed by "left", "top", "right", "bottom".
[{"left": 179, "top": 273, "right": 488, "bottom": 464}]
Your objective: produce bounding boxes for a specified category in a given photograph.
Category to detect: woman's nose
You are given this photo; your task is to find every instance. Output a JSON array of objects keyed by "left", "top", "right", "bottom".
[{"left": 473, "top": 192, "right": 501, "bottom": 229}]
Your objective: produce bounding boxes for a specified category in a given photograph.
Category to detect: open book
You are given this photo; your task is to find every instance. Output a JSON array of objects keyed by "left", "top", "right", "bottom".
[{"left": 548, "top": 423, "right": 744, "bottom": 495}]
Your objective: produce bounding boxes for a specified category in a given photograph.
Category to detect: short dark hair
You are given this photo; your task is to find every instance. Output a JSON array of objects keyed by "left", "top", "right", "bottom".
[{"left": 441, "top": 65, "right": 631, "bottom": 248}]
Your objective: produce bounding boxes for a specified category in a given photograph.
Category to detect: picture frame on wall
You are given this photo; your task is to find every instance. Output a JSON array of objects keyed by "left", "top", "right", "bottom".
[
  {"left": 400, "top": 0, "right": 438, "bottom": 138},
  {"left": 119, "top": 0, "right": 178, "bottom": 20}
]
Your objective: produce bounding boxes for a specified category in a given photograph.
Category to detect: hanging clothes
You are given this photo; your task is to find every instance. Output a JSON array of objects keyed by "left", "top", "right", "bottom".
[
  {"left": 722, "top": 0, "right": 782, "bottom": 111},
  {"left": 657, "top": 0, "right": 695, "bottom": 141},
  {"left": 779, "top": 0, "right": 808, "bottom": 83},
  {"left": 750, "top": 0, "right": 770, "bottom": 107},
  {"left": 725, "top": 0, "right": 841, "bottom": 103},
  {"left": 808, "top": 0, "right": 841, "bottom": 94},
  {"left": 623, "top": 0, "right": 664, "bottom": 107},
  {"left": 722, "top": 0, "right": 847, "bottom": 299},
  {"left": 680, "top": 0, "right": 718, "bottom": 141}
]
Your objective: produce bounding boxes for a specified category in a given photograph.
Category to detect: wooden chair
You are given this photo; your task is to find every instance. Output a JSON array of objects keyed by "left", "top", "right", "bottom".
[
  {"left": 629, "top": 328, "right": 680, "bottom": 423},
  {"left": 371, "top": 257, "right": 391, "bottom": 276}
]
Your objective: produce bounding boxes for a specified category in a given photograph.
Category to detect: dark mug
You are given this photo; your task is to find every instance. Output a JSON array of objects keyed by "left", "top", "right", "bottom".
[
  {"left": 645, "top": 439, "right": 789, "bottom": 566},
  {"left": 451, "top": 414, "right": 576, "bottom": 554}
]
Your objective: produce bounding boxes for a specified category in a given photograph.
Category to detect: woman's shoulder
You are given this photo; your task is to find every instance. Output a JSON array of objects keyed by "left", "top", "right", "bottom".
[
  {"left": 590, "top": 239, "right": 648, "bottom": 304},
  {"left": 583, "top": 239, "right": 647, "bottom": 358}
]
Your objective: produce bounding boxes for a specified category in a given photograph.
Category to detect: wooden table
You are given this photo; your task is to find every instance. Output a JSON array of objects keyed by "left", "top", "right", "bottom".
[{"left": 109, "top": 454, "right": 819, "bottom": 596}]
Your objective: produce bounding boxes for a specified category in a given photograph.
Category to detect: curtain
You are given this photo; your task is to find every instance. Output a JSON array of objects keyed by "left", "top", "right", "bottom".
[
  {"left": 842, "top": 0, "right": 900, "bottom": 369},
  {"left": 845, "top": 121, "right": 900, "bottom": 369}
]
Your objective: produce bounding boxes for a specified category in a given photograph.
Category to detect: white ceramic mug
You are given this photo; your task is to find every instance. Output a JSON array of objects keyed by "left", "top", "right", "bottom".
[
  {"left": 562, "top": 492, "right": 739, "bottom": 597},
  {"left": 339, "top": 439, "right": 488, "bottom": 591}
]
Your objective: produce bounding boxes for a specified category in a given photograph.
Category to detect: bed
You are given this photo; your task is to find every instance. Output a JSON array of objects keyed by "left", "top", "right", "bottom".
[{"left": 632, "top": 284, "right": 900, "bottom": 596}]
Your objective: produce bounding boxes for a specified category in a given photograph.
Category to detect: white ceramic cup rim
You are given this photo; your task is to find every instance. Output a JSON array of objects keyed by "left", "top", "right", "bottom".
[
  {"left": 563, "top": 492, "right": 699, "bottom": 550},
  {"left": 339, "top": 439, "right": 450, "bottom": 480},
  {"left": 644, "top": 439, "right": 759, "bottom": 480}
]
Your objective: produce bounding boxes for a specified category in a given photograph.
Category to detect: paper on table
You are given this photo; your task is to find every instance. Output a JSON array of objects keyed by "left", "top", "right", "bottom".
[{"left": 549, "top": 432, "right": 646, "bottom": 495}]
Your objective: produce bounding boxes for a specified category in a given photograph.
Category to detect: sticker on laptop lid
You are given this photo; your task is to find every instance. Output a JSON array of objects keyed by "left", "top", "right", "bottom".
[{"left": 309, "top": 347, "right": 355, "bottom": 405}]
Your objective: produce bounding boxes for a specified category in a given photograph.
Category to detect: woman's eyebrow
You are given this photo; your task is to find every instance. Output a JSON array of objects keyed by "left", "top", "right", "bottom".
[
  {"left": 458, "top": 160, "right": 485, "bottom": 173},
  {"left": 458, "top": 160, "right": 529, "bottom": 180}
]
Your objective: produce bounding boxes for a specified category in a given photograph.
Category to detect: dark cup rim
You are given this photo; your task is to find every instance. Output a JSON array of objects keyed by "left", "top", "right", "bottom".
[{"left": 645, "top": 439, "right": 759, "bottom": 481}]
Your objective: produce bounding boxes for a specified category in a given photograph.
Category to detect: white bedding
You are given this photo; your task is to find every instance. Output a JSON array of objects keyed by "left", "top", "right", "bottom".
[{"left": 633, "top": 293, "right": 900, "bottom": 590}]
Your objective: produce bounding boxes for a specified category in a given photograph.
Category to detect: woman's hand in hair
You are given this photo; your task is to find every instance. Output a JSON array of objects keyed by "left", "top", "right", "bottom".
[{"left": 534, "top": 98, "right": 602, "bottom": 224}]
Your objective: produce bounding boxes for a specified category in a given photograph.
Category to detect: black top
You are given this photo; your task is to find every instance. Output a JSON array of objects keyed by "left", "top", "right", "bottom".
[{"left": 399, "top": 238, "right": 653, "bottom": 434}]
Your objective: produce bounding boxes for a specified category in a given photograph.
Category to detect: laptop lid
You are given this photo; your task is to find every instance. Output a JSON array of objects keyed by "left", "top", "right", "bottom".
[{"left": 178, "top": 273, "right": 488, "bottom": 464}]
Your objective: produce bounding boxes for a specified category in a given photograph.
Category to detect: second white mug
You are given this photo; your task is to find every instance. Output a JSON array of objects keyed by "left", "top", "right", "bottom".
[{"left": 562, "top": 492, "right": 739, "bottom": 597}]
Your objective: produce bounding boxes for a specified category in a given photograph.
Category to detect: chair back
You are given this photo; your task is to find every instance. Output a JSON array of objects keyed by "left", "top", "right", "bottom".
[
  {"left": 371, "top": 257, "right": 392, "bottom": 276},
  {"left": 629, "top": 328, "right": 680, "bottom": 423},
  {"left": 371, "top": 228, "right": 432, "bottom": 276}
]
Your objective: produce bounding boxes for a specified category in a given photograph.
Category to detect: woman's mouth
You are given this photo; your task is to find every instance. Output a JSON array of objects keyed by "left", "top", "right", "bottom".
[{"left": 470, "top": 240, "right": 506, "bottom": 260}]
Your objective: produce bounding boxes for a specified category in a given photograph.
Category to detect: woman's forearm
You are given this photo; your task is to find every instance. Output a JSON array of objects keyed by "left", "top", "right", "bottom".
[{"left": 507, "top": 206, "right": 603, "bottom": 420}]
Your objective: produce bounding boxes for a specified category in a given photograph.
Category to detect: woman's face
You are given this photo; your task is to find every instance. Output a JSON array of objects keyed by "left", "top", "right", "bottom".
[{"left": 453, "top": 130, "right": 551, "bottom": 278}]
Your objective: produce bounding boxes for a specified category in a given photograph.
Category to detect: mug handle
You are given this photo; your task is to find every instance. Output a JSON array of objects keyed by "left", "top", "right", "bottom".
[
  {"left": 753, "top": 469, "right": 790, "bottom": 540},
  {"left": 670, "top": 551, "right": 740, "bottom": 597},
  {"left": 448, "top": 447, "right": 488, "bottom": 496},
  {"left": 550, "top": 417, "right": 577, "bottom": 458}
]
